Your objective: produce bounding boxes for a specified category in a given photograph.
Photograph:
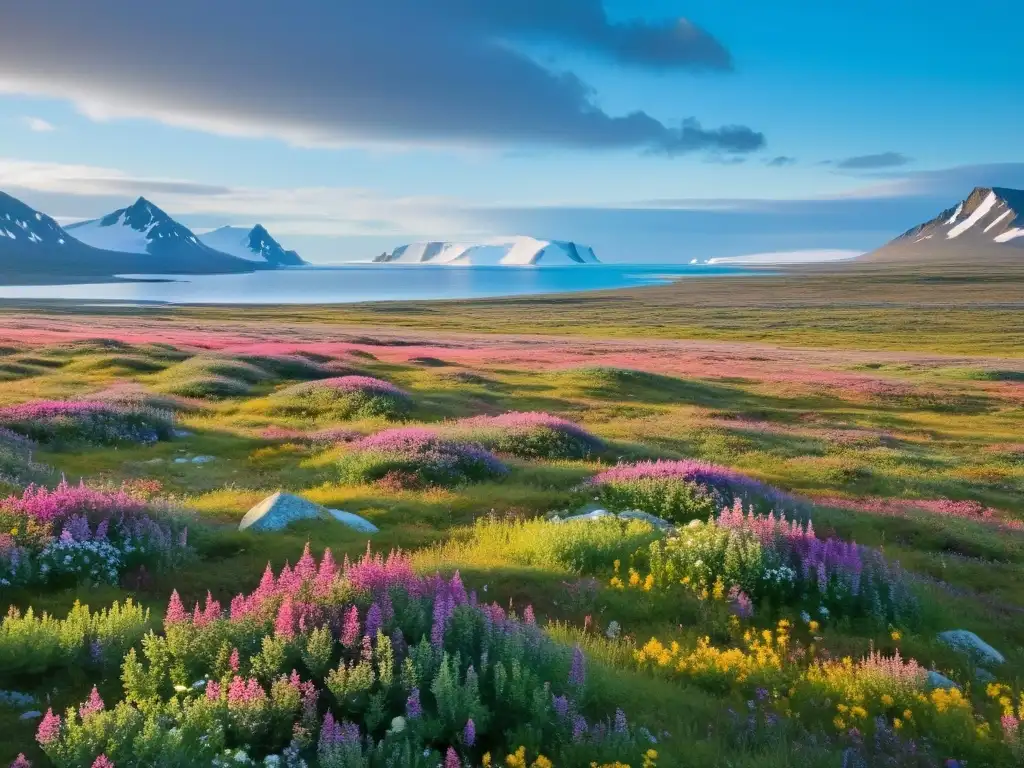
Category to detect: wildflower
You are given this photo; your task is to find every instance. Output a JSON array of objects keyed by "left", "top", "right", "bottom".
[
  {"left": 406, "top": 688, "right": 422, "bottom": 719},
  {"left": 569, "top": 645, "right": 586, "bottom": 688},
  {"left": 10, "top": 754, "right": 31, "bottom": 768},
  {"left": 92, "top": 757, "right": 114, "bottom": 768},
  {"left": 79, "top": 686, "right": 104, "bottom": 718},
  {"left": 445, "top": 747, "right": 461, "bottom": 768},
  {"left": 464, "top": 718, "right": 476, "bottom": 747},
  {"left": 165, "top": 590, "right": 187, "bottom": 624},
  {"left": 891, "top": 630, "right": 902, "bottom": 642},
  {"left": 605, "top": 620, "right": 621, "bottom": 640},
  {"left": 893, "top": 718, "right": 903, "bottom": 730},
  {"left": 35, "top": 709, "right": 61, "bottom": 746}
]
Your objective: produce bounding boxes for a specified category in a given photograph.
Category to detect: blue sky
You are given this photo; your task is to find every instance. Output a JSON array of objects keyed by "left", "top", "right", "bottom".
[{"left": 0, "top": 0, "right": 1021, "bottom": 262}]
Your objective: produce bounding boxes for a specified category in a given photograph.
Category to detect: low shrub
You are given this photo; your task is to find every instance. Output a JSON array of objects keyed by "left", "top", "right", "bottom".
[
  {"left": 0, "top": 599, "right": 150, "bottom": 679},
  {"left": 30, "top": 546, "right": 656, "bottom": 767},
  {"left": 453, "top": 411, "right": 603, "bottom": 460},
  {"left": 338, "top": 428, "right": 507, "bottom": 488},
  {"left": 270, "top": 376, "right": 411, "bottom": 420},
  {"left": 636, "top": 502, "right": 917, "bottom": 628},
  {"left": 588, "top": 459, "right": 796, "bottom": 524},
  {"left": 0, "top": 428, "right": 50, "bottom": 489},
  {"left": 0, "top": 400, "right": 175, "bottom": 447},
  {"left": 0, "top": 481, "right": 190, "bottom": 588},
  {"left": 235, "top": 354, "right": 341, "bottom": 380}
]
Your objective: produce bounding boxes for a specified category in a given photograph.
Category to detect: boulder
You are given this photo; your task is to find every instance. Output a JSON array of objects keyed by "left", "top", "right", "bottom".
[
  {"left": 239, "top": 492, "right": 329, "bottom": 532},
  {"left": 925, "top": 670, "right": 960, "bottom": 691},
  {"left": 328, "top": 509, "right": 379, "bottom": 534},
  {"left": 191, "top": 455, "right": 215, "bottom": 464},
  {"left": 19, "top": 710, "right": 42, "bottom": 721},
  {"left": 553, "top": 507, "right": 673, "bottom": 530},
  {"left": 937, "top": 630, "right": 1005, "bottom": 666}
]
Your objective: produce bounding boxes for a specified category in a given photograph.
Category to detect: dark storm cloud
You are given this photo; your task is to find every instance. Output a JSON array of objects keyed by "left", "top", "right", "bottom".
[
  {"left": 835, "top": 152, "right": 912, "bottom": 170},
  {"left": 0, "top": 0, "right": 763, "bottom": 155}
]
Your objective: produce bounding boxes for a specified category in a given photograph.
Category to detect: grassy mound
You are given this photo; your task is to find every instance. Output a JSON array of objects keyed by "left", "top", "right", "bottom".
[
  {"left": 338, "top": 427, "right": 507, "bottom": 488},
  {"left": 156, "top": 356, "right": 273, "bottom": 399},
  {"left": 453, "top": 411, "right": 603, "bottom": 459},
  {"left": 269, "top": 375, "right": 411, "bottom": 420}
]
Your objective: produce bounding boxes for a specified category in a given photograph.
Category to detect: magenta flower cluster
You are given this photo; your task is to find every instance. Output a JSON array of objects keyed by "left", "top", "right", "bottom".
[
  {"left": 455, "top": 411, "right": 603, "bottom": 459},
  {"left": 0, "top": 399, "right": 174, "bottom": 446},
  {"left": 341, "top": 427, "right": 508, "bottom": 486},
  {"left": 286, "top": 375, "right": 410, "bottom": 399}
]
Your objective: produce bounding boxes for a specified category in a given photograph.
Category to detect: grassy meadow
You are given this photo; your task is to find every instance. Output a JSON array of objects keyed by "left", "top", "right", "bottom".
[{"left": 0, "top": 265, "right": 1023, "bottom": 766}]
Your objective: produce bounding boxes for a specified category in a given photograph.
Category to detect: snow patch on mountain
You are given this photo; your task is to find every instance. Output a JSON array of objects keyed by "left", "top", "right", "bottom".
[
  {"left": 377, "top": 236, "right": 599, "bottom": 266},
  {"left": 947, "top": 191, "right": 998, "bottom": 239},
  {"left": 0, "top": 194, "right": 70, "bottom": 247},
  {"left": 199, "top": 225, "right": 305, "bottom": 266}
]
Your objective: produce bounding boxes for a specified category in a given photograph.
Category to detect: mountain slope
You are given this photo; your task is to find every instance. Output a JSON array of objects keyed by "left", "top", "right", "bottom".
[
  {"left": 864, "top": 186, "right": 1024, "bottom": 264},
  {"left": 374, "top": 236, "right": 600, "bottom": 265},
  {"left": 66, "top": 197, "right": 259, "bottom": 273},
  {"left": 199, "top": 225, "right": 306, "bottom": 266}
]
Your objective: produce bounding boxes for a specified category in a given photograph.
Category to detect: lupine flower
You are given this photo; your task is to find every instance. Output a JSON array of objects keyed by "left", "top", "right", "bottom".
[
  {"left": 572, "top": 715, "right": 588, "bottom": 743},
  {"left": 406, "top": 688, "right": 422, "bottom": 719},
  {"left": 91, "top": 756, "right": 114, "bottom": 768},
  {"left": 274, "top": 598, "right": 296, "bottom": 639},
  {"left": 9, "top": 754, "right": 31, "bottom": 768},
  {"left": 206, "top": 680, "right": 222, "bottom": 701},
  {"left": 523, "top": 605, "right": 536, "bottom": 625},
  {"left": 552, "top": 694, "right": 569, "bottom": 720},
  {"left": 569, "top": 645, "right": 586, "bottom": 687},
  {"left": 463, "top": 718, "right": 476, "bottom": 747},
  {"left": 365, "top": 602, "right": 383, "bottom": 639},
  {"left": 445, "top": 747, "right": 461, "bottom": 768},
  {"left": 614, "top": 708, "right": 627, "bottom": 734},
  {"left": 341, "top": 605, "right": 360, "bottom": 647}
]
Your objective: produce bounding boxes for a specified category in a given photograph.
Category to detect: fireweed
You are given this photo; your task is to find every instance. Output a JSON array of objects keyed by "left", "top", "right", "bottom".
[
  {"left": 338, "top": 428, "right": 508, "bottom": 488},
  {"left": 637, "top": 502, "right": 917, "bottom": 628},
  {"left": 588, "top": 460, "right": 797, "bottom": 524},
  {"left": 451, "top": 412, "right": 604, "bottom": 460},
  {"left": 270, "top": 376, "right": 412, "bottom": 420},
  {"left": 0, "top": 481, "right": 189, "bottom": 588},
  {"left": 32, "top": 545, "right": 652, "bottom": 767},
  {"left": 0, "top": 400, "right": 175, "bottom": 447}
]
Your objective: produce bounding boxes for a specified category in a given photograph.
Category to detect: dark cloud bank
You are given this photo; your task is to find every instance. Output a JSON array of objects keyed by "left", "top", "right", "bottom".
[{"left": 0, "top": 0, "right": 763, "bottom": 155}]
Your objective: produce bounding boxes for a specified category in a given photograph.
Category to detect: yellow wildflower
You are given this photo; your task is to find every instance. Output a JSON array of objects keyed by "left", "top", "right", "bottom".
[
  {"left": 643, "top": 574, "right": 655, "bottom": 592},
  {"left": 890, "top": 630, "right": 901, "bottom": 642},
  {"left": 834, "top": 716, "right": 846, "bottom": 730},
  {"left": 808, "top": 620, "right": 820, "bottom": 633},
  {"left": 893, "top": 718, "right": 903, "bottom": 730},
  {"left": 902, "top": 709, "right": 913, "bottom": 720},
  {"left": 881, "top": 694, "right": 894, "bottom": 707}
]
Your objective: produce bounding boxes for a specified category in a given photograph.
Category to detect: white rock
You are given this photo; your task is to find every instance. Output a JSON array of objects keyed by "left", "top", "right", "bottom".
[
  {"left": 239, "top": 492, "right": 329, "bottom": 532},
  {"left": 328, "top": 509, "right": 379, "bottom": 533},
  {"left": 925, "top": 670, "right": 960, "bottom": 690},
  {"left": 174, "top": 458, "right": 189, "bottom": 464},
  {"left": 938, "top": 630, "right": 1005, "bottom": 665},
  {"left": 192, "top": 455, "right": 215, "bottom": 464}
]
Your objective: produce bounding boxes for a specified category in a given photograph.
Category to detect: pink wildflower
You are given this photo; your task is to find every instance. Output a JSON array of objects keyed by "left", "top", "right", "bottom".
[
  {"left": 35, "top": 709, "right": 61, "bottom": 746},
  {"left": 79, "top": 686, "right": 105, "bottom": 719},
  {"left": 165, "top": 590, "right": 187, "bottom": 625}
]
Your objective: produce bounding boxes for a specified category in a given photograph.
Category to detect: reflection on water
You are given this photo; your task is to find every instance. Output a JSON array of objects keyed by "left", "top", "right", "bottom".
[{"left": 0, "top": 263, "right": 752, "bottom": 305}]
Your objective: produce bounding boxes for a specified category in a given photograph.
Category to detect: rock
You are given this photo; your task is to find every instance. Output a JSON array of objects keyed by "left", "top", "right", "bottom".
[
  {"left": 555, "top": 508, "right": 673, "bottom": 530},
  {"left": 239, "top": 492, "right": 330, "bottom": 532},
  {"left": 328, "top": 509, "right": 379, "bottom": 534},
  {"left": 938, "top": 630, "right": 1005, "bottom": 665},
  {"left": 19, "top": 710, "right": 42, "bottom": 721},
  {"left": 617, "top": 509, "right": 675, "bottom": 530},
  {"left": 174, "top": 458, "right": 189, "bottom": 464},
  {"left": 173, "top": 429, "right": 194, "bottom": 438},
  {"left": 191, "top": 455, "right": 215, "bottom": 464},
  {"left": 925, "top": 670, "right": 960, "bottom": 691},
  {"left": 975, "top": 668, "right": 997, "bottom": 684}
]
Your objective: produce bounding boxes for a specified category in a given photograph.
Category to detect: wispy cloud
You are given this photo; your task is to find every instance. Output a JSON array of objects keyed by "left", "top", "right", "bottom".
[
  {"left": 765, "top": 155, "right": 797, "bottom": 167},
  {"left": 834, "top": 152, "right": 911, "bottom": 170},
  {"left": 0, "top": 0, "right": 764, "bottom": 156},
  {"left": 20, "top": 116, "right": 55, "bottom": 132}
]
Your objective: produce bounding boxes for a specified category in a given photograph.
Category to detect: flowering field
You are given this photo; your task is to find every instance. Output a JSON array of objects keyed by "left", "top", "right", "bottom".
[{"left": 0, "top": 313, "right": 1023, "bottom": 767}]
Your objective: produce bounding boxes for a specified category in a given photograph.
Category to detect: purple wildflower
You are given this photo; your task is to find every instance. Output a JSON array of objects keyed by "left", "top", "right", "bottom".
[
  {"left": 463, "top": 719, "right": 476, "bottom": 747},
  {"left": 406, "top": 688, "right": 422, "bottom": 719},
  {"left": 569, "top": 645, "right": 586, "bottom": 688}
]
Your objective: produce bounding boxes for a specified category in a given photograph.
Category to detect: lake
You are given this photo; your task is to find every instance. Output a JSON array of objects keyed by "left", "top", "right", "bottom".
[{"left": 0, "top": 263, "right": 752, "bottom": 305}]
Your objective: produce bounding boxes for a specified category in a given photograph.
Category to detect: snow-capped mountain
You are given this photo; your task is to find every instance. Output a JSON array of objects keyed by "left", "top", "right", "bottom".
[
  {"left": 199, "top": 225, "right": 306, "bottom": 266},
  {"left": 866, "top": 187, "right": 1024, "bottom": 263},
  {"left": 374, "top": 236, "right": 600, "bottom": 266},
  {"left": 0, "top": 191, "right": 72, "bottom": 248}
]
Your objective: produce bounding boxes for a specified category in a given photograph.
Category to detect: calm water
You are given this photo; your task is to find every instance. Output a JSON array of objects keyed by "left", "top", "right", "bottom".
[{"left": 0, "top": 263, "right": 752, "bottom": 305}]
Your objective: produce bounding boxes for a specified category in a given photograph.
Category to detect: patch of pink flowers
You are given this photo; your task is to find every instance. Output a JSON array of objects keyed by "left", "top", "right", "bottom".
[
  {"left": 259, "top": 426, "right": 361, "bottom": 446},
  {"left": 590, "top": 459, "right": 794, "bottom": 510},
  {"left": 284, "top": 376, "right": 409, "bottom": 400},
  {"left": 1, "top": 480, "right": 147, "bottom": 526},
  {"left": 0, "top": 399, "right": 173, "bottom": 445},
  {"left": 458, "top": 411, "right": 602, "bottom": 449},
  {"left": 817, "top": 495, "right": 1024, "bottom": 532}
]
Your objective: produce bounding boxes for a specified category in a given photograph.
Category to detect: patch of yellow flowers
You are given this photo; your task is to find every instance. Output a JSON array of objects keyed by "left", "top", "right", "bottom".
[{"left": 493, "top": 747, "right": 658, "bottom": 768}]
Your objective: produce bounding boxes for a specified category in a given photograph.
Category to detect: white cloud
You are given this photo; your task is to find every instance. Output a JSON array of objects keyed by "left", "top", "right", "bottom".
[
  {"left": 20, "top": 115, "right": 55, "bottom": 132},
  {"left": 0, "top": 157, "right": 467, "bottom": 237}
]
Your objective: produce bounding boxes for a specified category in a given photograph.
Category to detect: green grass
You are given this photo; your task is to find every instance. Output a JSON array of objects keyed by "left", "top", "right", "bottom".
[{"left": 1, "top": 268, "right": 1024, "bottom": 764}]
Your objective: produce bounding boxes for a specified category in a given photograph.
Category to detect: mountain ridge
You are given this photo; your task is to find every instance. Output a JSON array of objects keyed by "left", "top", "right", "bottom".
[{"left": 374, "top": 236, "right": 600, "bottom": 266}]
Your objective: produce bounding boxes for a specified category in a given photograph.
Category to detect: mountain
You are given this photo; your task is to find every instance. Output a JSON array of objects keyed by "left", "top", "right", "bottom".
[
  {"left": 65, "top": 197, "right": 259, "bottom": 273},
  {"left": 374, "top": 236, "right": 600, "bottom": 265},
  {"left": 199, "top": 225, "right": 306, "bottom": 266},
  {"left": 864, "top": 187, "right": 1024, "bottom": 264}
]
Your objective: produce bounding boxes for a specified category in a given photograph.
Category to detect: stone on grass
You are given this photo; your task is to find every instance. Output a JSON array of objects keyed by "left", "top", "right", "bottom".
[
  {"left": 239, "top": 492, "right": 329, "bottom": 532},
  {"left": 938, "top": 630, "right": 1005, "bottom": 665},
  {"left": 191, "top": 455, "right": 215, "bottom": 464},
  {"left": 328, "top": 509, "right": 379, "bottom": 534},
  {"left": 925, "top": 671, "right": 960, "bottom": 691},
  {"left": 18, "top": 710, "right": 42, "bottom": 721}
]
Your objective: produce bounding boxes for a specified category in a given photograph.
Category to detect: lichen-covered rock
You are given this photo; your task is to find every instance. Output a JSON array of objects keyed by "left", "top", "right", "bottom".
[
  {"left": 239, "top": 492, "right": 328, "bottom": 532},
  {"left": 938, "top": 630, "right": 1005, "bottom": 665},
  {"left": 925, "top": 670, "right": 960, "bottom": 691}
]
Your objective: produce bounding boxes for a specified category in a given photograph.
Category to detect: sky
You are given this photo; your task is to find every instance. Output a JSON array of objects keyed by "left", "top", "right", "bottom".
[{"left": 0, "top": 0, "right": 1022, "bottom": 263}]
